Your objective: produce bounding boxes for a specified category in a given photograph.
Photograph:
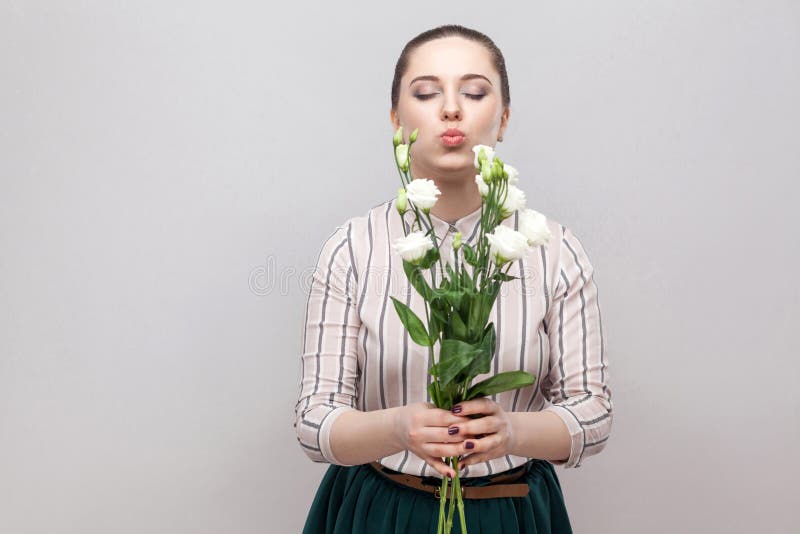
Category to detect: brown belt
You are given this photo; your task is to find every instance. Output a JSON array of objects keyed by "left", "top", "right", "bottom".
[{"left": 368, "top": 461, "right": 530, "bottom": 500}]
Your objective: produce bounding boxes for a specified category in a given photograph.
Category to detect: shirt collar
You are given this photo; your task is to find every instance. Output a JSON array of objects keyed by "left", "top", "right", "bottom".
[
  {"left": 395, "top": 199, "right": 485, "bottom": 245},
  {"left": 417, "top": 204, "right": 483, "bottom": 245}
]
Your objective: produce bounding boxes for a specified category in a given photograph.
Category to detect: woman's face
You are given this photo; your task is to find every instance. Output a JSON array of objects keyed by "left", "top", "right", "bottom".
[{"left": 391, "top": 36, "right": 509, "bottom": 182}]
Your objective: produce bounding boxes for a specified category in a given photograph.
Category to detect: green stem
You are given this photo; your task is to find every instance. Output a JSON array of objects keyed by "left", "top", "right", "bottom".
[
  {"left": 438, "top": 470, "right": 449, "bottom": 534},
  {"left": 455, "top": 471, "right": 467, "bottom": 534},
  {"left": 422, "top": 210, "right": 446, "bottom": 282},
  {"left": 446, "top": 457, "right": 458, "bottom": 531}
]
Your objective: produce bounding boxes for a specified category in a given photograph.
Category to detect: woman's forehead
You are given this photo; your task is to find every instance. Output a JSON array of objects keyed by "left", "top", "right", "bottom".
[{"left": 405, "top": 37, "right": 495, "bottom": 81}]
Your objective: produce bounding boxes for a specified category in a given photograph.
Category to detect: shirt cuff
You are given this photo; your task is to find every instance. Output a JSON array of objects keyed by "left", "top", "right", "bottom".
[
  {"left": 319, "top": 405, "right": 359, "bottom": 465},
  {"left": 542, "top": 404, "right": 584, "bottom": 468}
]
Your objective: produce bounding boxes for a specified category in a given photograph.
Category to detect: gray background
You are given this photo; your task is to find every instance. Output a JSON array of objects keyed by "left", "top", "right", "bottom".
[{"left": 1, "top": 1, "right": 798, "bottom": 533}]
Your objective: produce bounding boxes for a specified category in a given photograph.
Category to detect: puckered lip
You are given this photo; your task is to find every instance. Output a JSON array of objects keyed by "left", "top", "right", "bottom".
[{"left": 441, "top": 128, "right": 465, "bottom": 137}]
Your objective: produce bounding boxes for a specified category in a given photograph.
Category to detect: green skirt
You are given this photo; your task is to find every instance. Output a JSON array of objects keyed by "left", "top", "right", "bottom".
[{"left": 302, "top": 459, "right": 573, "bottom": 533}]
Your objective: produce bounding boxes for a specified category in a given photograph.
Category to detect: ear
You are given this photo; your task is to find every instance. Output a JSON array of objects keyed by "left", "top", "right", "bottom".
[
  {"left": 390, "top": 108, "right": 400, "bottom": 130},
  {"left": 498, "top": 106, "right": 510, "bottom": 139}
]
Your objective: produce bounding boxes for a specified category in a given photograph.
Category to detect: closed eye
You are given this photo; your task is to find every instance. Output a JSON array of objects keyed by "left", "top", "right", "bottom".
[{"left": 414, "top": 93, "right": 485, "bottom": 101}]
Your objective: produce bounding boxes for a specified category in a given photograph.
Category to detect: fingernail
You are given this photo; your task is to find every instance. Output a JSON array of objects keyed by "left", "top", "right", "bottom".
[
  {"left": 465, "top": 441, "right": 474, "bottom": 449},
  {"left": 451, "top": 405, "right": 462, "bottom": 414},
  {"left": 448, "top": 426, "right": 459, "bottom": 435}
]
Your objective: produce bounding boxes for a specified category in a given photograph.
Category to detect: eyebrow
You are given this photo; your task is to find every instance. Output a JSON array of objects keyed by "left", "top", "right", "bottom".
[{"left": 409, "top": 73, "right": 493, "bottom": 86}]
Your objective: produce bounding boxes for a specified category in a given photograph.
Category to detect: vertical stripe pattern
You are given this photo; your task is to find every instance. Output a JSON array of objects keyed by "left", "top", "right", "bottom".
[{"left": 295, "top": 199, "right": 612, "bottom": 475}]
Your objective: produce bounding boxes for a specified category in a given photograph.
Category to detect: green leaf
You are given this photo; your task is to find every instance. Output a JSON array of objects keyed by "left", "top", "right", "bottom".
[
  {"left": 429, "top": 314, "right": 442, "bottom": 343},
  {"left": 439, "top": 289, "right": 463, "bottom": 310},
  {"left": 465, "top": 370, "right": 536, "bottom": 400},
  {"left": 402, "top": 260, "right": 433, "bottom": 300},
  {"left": 462, "top": 244, "right": 478, "bottom": 267},
  {"left": 460, "top": 267, "right": 473, "bottom": 290},
  {"left": 428, "top": 381, "right": 441, "bottom": 407},
  {"left": 457, "top": 290, "right": 472, "bottom": 314},
  {"left": 466, "top": 323, "right": 495, "bottom": 376},
  {"left": 494, "top": 272, "right": 518, "bottom": 282},
  {"left": 468, "top": 293, "right": 483, "bottom": 334},
  {"left": 390, "top": 296, "right": 432, "bottom": 346},
  {"left": 449, "top": 312, "right": 468, "bottom": 339},
  {"left": 418, "top": 247, "right": 440, "bottom": 270},
  {"left": 438, "top": 338, "right": 481, "bottom": 386},
  {"left": 445, "top": 262, "right": 457, "bottom": 283},
  {"left": 429, "top": 304, "right": 449, "bottom": 326}
]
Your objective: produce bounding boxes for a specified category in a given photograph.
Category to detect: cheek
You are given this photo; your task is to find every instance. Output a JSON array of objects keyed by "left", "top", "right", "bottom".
[
  {"left": 399, "top": 108, "right": 431, "bottom": 135},
  {"left": 475, "top": 106, "right": 502, "bottom": 129}
]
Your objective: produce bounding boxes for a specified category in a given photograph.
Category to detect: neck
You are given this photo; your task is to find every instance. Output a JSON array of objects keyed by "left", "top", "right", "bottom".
[{"left": 428, "top": 181, "right": 482, "bottom": 224}]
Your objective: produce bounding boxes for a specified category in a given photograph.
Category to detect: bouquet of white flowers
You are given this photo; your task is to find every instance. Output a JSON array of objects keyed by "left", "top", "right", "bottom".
[{"left": 390, "top": 127, "right": 553, "bottom": 534}]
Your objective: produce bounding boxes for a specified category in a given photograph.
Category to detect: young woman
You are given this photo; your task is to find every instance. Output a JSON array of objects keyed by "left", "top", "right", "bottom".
[{"left": 295, "top": 24, "right": 612, "bottom": 533}]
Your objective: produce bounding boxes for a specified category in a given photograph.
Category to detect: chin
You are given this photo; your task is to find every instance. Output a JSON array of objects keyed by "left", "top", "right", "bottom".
[{"left": 437, "top": 155, "right": 472, "bottom": 169}]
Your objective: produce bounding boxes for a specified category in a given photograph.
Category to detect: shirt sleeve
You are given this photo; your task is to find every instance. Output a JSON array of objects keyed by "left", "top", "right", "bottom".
[
  {"left": 540, "top": 225, "right": 613, "bottom": 468},
  {"left": 294, "top": 223, "right": 361, "bottom": 465}
]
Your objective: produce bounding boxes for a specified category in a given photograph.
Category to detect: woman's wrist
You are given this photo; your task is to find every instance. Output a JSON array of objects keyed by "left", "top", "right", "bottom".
[
  {"left": 329, "top": 405, "right": 406, "bottom": 465},
  {"left": 507, "top": 410, "right": 571, "bottom": 462}
]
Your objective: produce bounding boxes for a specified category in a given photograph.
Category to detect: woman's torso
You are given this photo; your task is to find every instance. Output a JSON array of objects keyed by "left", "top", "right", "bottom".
[{"left": 350, "top": 198, "right": 562, "bottom": 479}]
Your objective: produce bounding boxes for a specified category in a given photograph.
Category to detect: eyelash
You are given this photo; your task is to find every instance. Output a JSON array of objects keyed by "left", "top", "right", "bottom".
[{"left": 414, "top": 93, "right": 485, "bottom": 101}]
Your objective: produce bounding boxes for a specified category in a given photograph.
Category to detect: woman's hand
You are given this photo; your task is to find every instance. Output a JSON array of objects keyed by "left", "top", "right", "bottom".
[
  {"left": 394, "top": 401, "right": 470, "bottom": 478},
  {"left": 449, "top": 397, "right": 517, "bottom": 471}
]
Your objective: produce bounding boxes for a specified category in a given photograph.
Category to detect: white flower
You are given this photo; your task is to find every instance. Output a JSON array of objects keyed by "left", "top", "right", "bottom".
[
  {"left": 405, "top": 178, "right": 441, "bottom": 211},
  {"left": 392, "top": 231, "right": 434, "bottom": 264},
  {"left": 472, "top": 144, "right": 495, "bottom": 168},
  {"left": 503, "top": 163, "right": 519, "bottom": 185},
  {"left": 474, "top": 174, "right": 489, "bottom": 197},
  {"left": 395, "top": 144, "right": 409, "bottom": 171},
  {"left": 518, "top": 208, "right": 552, "bottom": 246},
  {"left": 485, "top": 225, "right": 530, "bottom": 264},
  {"left": 500, "top": 184, "right": 526, "bottom": 218}
]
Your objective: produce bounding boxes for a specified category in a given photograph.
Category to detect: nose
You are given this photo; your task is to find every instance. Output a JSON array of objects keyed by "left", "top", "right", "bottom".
[
  {"left": 440, "top": 89, "right": 462, "bottom": 121},
  {"left": 441, "top": 107, "right": 461, "bottom": 121}
]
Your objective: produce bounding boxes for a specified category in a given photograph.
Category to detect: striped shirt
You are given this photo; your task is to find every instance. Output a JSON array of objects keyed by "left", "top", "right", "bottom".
[{"left": 294, "top": 197, "right": 612, "bottom": 478}]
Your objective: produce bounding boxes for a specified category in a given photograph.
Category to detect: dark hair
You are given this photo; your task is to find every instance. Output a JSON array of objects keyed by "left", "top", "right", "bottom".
[{"left": 391, "top": 24, "right": 510, "bottom": 112}]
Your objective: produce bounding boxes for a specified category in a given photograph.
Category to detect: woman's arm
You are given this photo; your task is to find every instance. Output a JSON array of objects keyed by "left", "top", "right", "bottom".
[
  {"left": 327, "top": 406, "right": 406, "bottom": 465},
  {"left": 536, "top": 225, "right": 613, "bottom": 469},
  {"left": 294, "top": 223, "right": 362, "bottom": 464},
  {"left": 506, "top": 410, "right": 572, "bottom": 463}
]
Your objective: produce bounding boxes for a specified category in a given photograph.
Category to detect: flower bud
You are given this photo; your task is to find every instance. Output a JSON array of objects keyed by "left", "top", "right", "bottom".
[
  {"left": 480, "top": 160, "right": 493, "bottom": 184},
  {"left": 474, "top": 174, "right": 489, "bottom": 197},
  {"left": 396, "top": 187, "right": 407, "bottom": 213},
  {"left": 395, "top": 144, "right": 409, "bottom": 172},
  {"left": 472, "top": 144, "right": 496, "bottom": 168},
  {"left": 492, "top": 158, "right": 505, "bottom": 182},
  {"left": 409, "top": 128, "right": 418, "bottom": 144},
  {"left": 452, "top": 231, "right": 462, "bottom": 250},
  {"left": 393, "top": 126, "right": 403, "bottom": 147}
]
